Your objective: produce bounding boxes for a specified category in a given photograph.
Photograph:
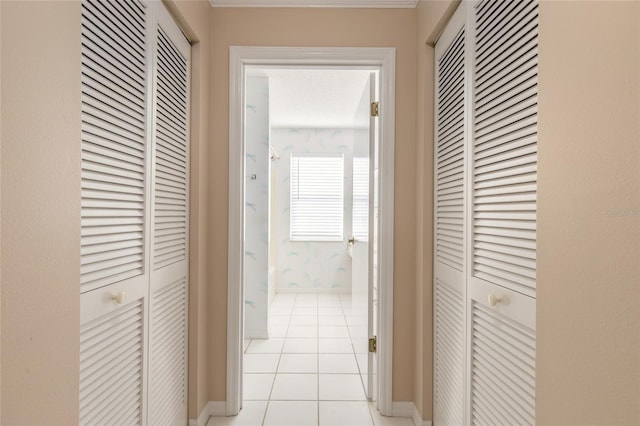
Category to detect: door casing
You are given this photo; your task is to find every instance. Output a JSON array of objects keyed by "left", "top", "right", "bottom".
[{"left": 227, "top": 46, "right": 396, "bottom": 416}]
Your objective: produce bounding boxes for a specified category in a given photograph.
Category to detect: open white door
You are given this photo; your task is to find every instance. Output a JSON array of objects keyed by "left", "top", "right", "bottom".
[{"left": 350, "top": 72, "right": 378, "bottom": 400}]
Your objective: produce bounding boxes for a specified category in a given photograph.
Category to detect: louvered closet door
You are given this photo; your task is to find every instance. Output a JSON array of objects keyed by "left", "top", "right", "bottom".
[
  {"left": 433, "top": 4, "right": 469, "bottom": 426},
  {"left": 469, "top": 0, "right": 538, "bottom": 424},
  {"left": 147, "top": 4, "right": 191, "bottom": 425},
  {"left": 79, "top": 1, "right": 151, "bottom": 425}
]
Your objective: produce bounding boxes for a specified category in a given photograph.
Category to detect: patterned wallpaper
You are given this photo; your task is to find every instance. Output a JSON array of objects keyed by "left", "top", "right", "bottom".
[
  {"left": 272, "top": 128, "right": 367, "bottom": 291},
  {"left": 244, "top": 77, "right": 270, "bottom": 338}
]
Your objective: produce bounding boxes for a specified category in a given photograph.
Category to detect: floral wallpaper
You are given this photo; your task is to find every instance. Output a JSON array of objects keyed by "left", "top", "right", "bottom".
[
  {"left": 244, "top": 77, "right": 270, "bottom": 338},
  {"left": 272, "top": 127, "right": 368, "bottom": 291}
]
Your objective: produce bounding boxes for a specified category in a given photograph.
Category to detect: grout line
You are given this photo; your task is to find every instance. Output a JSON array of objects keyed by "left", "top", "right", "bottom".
[{"left": 248, "top": 294, "right": 383, "bottom": 426}]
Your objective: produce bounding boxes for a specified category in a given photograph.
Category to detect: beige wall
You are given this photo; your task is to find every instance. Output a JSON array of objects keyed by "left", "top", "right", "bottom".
[
  {"left": 537, "top": 1, "right": 640, "bottom": 424},
  {"left": 165, "top": 0, "right": 213, "bottom": 420},
  {"left": 414, "top": 1, "right": 458, "bottom": 420},
  {"left": 1, "top": 2, "right": 81, "bottom": 424},
  {"left": 208, "top": 7, "right": 418, "bottom": 402}
]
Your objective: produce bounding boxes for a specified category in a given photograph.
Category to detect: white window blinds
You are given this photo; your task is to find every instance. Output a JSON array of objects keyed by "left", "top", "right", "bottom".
[{"left": 290, "top": 153, "right": 344, "bottom": 241}]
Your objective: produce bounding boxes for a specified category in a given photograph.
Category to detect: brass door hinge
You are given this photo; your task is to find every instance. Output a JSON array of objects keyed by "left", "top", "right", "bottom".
[
  {"left": 371, "top": 101, "right": 379, "bottom": 117},
  {"left": 368, "top": 336, "right": 377, "bottom": 353}
]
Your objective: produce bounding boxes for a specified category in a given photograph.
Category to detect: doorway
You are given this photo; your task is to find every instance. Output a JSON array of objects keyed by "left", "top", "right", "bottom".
[{"left": 227, "top": 47, "right": 396, "bottom": 418}]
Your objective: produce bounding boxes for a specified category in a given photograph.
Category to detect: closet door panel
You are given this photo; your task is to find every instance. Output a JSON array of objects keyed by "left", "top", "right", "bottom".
[
  {"left": 469, "top": 283, "right": 535, "bottom": 426},
  {"left": 80, "top": 0, "right": 149, "bottom": 294},
  {"left": 147, "top": 4, "right": 191, "bottom": 425},
  {"left": 80, "top": 1, "right": 150, "bottom": 424},
  {"left": 472, "top": 0, "right": 539, "bottom": 299},
  {"left": 433, "top": 4, "right": 468, "bottom": 425},
  {"left": 469, "top": 0, "right": 538, "bottom": 424},
  {"left": 79, "top": 279, "right": 148, "bottom": 426},
  {"left": 434, "top": 275, "right": 465, "bottom": 426}
]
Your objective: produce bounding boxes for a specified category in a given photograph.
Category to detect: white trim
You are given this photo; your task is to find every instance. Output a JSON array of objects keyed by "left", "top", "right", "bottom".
[
  {"left": 228, "top": 46, "right": 396, "bottom": 417},
  {"left": 391, "top": 401, "right": 430, "bottom": 426},
  {"left": 227, "top": 45, "right": 245, "bottom": 417},
  {"left": 210, "top": 0, "right": 418, "bottom": 8},
  {"left": 376, "top": 44, "right": 395, "bottom": 417},
  {"left": 189, "top": 401, "right": 226, "bottom": 426},
  {"left": 208, "top": 401, "right": 227, "bottom": 417},
  {"left": 244, "top": 328, "right": 269, "bottom": 339}
]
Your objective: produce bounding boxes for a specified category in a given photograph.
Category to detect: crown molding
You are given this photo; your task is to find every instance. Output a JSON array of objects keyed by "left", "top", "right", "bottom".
[{"left": 209, "top": 0, "right": 418, "bottom": 8}]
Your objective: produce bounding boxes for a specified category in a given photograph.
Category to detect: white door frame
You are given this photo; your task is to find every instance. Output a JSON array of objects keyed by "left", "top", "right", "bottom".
[{"left": 227, "top": 46, "right": 396, "bottom": 417}]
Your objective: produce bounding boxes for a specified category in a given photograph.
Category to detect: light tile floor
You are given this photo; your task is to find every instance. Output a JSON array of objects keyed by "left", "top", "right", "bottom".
[{"left": 208, "top": 293, "right": 415, "bottom": 426}]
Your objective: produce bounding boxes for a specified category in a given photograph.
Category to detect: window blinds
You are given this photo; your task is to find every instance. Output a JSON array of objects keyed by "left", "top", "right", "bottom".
[{"left": 290, "top": 153, "right": 344, "bottom": 241}]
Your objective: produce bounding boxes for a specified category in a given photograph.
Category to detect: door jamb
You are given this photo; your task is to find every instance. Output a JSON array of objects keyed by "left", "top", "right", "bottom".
[{"left": 227, "top": 46, "right": 396, "bottom": 417}]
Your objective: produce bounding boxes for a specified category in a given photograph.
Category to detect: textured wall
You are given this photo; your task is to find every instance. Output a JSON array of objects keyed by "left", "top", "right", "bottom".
[
  {"left": 272, "top": 128, "right": 359, "bottom": 292},
  {"left": 536, "top": 1, "right": 640, "bottom": 424},
  {"left": 1, "top": 2, "right": 81, "bottom": 423}
]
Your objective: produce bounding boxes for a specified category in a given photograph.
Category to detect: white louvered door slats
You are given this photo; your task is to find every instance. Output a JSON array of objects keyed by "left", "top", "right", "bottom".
[
  {"left": 80, "top": 291, "right": 147, "bottom": 426},
  {"left": 81, "top": 0, "right": 148, "bottom": 293},
  {"left": 436, "top": 27, "right": 466, "bottom": 272},
  {"left": 472, "top": 0, "right": 539, "bottom": 298},
  {"left": 147, "top": 5, "right": 190, "bottom": 425},
  {"left": 148, "top": 278, "right": 188, "bottom": 425},
  {"left": 152, "top": 27, "right": 189, "bottom": 270},
  {"left": 80, "top": 303, "right": 144, "bottom": 425},
  {"left": 434, "top": 279, "right": 465, "bottom": 426},
  {"left": 80, "top": 1, "right": 190, "bottom": 425},
  {"left": 80, "top": 1, "right": 150, "bottom": 425},
  {"left": 433, "top": 4, "right": 468, "bottom": 426},
  {"left": 469, "top": 279, "right": 536, "bottom": 426},
  {"left": 467, "top": 0, "right": 538, "bottom": 424},
  {"left": 471, "top": 302, "right": 535, "bottom": 425}
]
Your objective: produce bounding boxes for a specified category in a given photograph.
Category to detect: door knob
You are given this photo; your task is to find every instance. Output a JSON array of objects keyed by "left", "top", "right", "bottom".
[
  {"left": 487, "top": 294, "right": 501, "bottom": 306},
  {"left": 111, "top": 291, "right": 126, "bottom": 304},
  {"left": 348, "top": 237, "right": 356, "bottom": 245}
]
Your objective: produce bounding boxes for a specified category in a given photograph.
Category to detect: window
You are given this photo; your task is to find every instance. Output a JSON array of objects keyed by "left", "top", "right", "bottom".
[
  {"left": 352, "top": 157, "right": 369, "bottom": 241},
  {"left": 290, "top": 153, "right": 344, "bottom": 241}
]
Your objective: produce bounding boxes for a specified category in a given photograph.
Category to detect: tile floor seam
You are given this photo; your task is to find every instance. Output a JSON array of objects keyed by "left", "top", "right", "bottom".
[{"left": 225, "top": 293, "right": 414, "bottom": 426}]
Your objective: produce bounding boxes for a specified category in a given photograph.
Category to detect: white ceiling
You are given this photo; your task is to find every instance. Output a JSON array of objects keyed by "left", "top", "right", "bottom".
[{"left": 248, "top": 68, "right": 373, "bottom": 128}]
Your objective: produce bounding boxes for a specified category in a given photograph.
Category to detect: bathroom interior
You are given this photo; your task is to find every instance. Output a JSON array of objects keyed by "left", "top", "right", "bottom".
[{"left": 239, "top": 67, "right": 385, "bottom": 420}]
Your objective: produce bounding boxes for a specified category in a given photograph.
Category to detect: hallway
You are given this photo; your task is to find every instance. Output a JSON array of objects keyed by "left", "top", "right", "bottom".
[{"left": 208, "top": 293, "right": 413, "bottom": 425}]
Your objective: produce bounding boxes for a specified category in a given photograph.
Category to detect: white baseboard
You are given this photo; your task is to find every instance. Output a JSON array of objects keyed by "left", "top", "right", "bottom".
[
  {"left": 189, "top": 401, "right": 226, "bottom": 426},
  {"left": 194, "top": 400, "right": 431, "bottom": 426},
  {"left": 244, "top": 328, "right": 269, "bottom": 339},
  {"left": 276, "top": 287, "right": 351, "bottom": 294},
  {"left": 209, "top": 401, "right": 226, "bottom": 416},
  {"left": 392, "top": 401, "right": 431, "bottom": 426}
]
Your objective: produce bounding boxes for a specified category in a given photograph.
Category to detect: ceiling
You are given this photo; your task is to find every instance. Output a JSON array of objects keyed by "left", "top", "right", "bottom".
[
  {"left": 248, "top": 68, "right": 374, "bottom": 128},
  {"left": 210, "top": 0, "right": 418, "bottom": 8}
]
